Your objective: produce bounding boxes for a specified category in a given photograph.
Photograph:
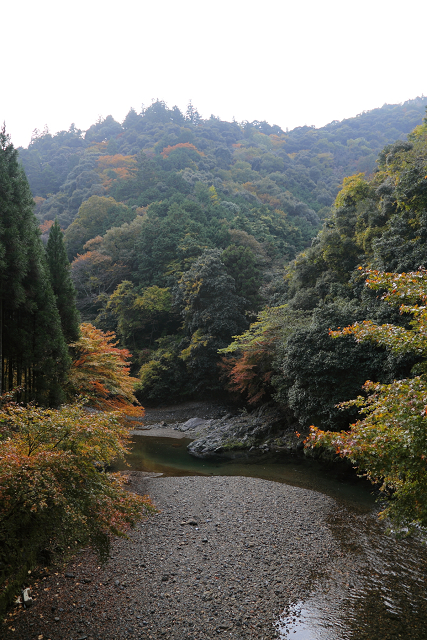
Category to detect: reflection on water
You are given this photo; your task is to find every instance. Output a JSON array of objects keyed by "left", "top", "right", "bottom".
[
  {"left": 115, "top": 435, "right": 427, "bottom": 640},
  {"left": 277, "top": 508, "right": 427, "bottom": 639},
  {"left": 113, "top": 435, "right": 375, "bottom": 508},
  {"left": 277, "top": 601, "right": 338, "bottom": 639}
]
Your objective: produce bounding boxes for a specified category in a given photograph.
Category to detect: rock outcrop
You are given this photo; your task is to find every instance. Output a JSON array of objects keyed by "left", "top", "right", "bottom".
[{"left": 186, "top": 404, "right": 303, "bottom": 459}]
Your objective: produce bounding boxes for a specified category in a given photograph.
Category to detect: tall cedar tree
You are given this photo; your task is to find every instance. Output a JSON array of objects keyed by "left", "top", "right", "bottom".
[
  {"left": 0, "top": 126, "right": 69, "bottom": 404},
  {"left": 45, "top": 219, "right": 80, "bottom": 342}
]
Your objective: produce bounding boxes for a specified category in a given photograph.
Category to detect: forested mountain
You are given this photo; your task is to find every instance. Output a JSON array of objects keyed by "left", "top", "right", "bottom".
[
  {"left": 16, "top": 96, "right": 427, "bottom": 404},
  {"left": 223, "top": 110, "right": 427, "bottom": 433},
  {"left": 20, "top": 96, "right": 426, "bottom": 225}
]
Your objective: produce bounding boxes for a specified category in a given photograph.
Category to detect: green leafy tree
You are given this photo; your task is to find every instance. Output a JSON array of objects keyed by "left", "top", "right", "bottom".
[
  {"left": 99, "top": 215, "right": 147, "bottom": 267},
  {"left": 71, "top": 250, "right": 129, "bottom": 321},
  {"left": 64, "top": 195, "right": 135, "bottom": 259},
  {"left": 176, "top": 249, "right": 248, "bottom": 390},
  {"left": 306, "top": 269, "right": 427, "bottom": 530},
  {"left": 275, "top": 296, "right": 413, "bottom": 431},
  {"left": 221, "top": 244, "right": 262, "bottom": 311},
  {"left": 185, "top": 100, "right": 202, "bottom": 126},
  {"left": 104, "top": 281, "right": 177, "bottom": 351},
  {"left": 137, "top": 335, "right": 191, "bottom": 403},
  {"left": 45, "top": 219, "right": 80, "bottom": 342},
  {"left": 84, "top": 114, "right": 123, "bottom": 143}
]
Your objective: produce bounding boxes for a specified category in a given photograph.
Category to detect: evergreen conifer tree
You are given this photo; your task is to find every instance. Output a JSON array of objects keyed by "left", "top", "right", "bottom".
[
  {"left": 46, "top": 219, "right": 80, "bottom": 342},
  {"left": 0, "top": 125, "right": 69, "bottom": 404}
]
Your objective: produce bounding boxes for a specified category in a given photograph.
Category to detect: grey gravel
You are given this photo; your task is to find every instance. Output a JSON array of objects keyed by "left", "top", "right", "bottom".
[{"left": 3, "top": 474, "right": 338, "bottom": 640}]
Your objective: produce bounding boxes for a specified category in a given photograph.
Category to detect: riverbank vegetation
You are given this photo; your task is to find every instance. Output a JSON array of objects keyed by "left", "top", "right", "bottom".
[
  {"left": 307, "top": 270, "right": 427, "bottom": 530},
  {"left": 224, "top": 112, "right": 427, "bottom": 531},
  {"left": 0, "top": 400, "right": 154, "bottom": 612}
]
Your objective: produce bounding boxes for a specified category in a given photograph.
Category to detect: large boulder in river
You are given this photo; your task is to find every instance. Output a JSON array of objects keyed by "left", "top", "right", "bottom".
[
  {"left": 187, "top": 404, "right": 289, "bottom": 459},
  {"left": 177, "top": 417, "right": 208, "bottom": 431}
]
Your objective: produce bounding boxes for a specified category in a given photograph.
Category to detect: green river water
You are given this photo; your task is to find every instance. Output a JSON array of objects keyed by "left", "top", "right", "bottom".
[{"left": 115, "top": 435, "right": 427, "bottom": 639}]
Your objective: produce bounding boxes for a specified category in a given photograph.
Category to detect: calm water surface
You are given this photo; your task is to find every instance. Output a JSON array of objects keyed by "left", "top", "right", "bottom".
[
  {"left": 116, "top": 435, "right": 427, "bottom": 640},
  {"left": 115, "top": 435, "right": 376, "bottom": 507}
]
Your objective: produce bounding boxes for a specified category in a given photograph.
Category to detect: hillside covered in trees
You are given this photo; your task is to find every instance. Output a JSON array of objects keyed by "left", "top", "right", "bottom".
[
  {"left": 16, "top": 96, "right": 427, "bottom": 406},
  {"left": 244, "top": 109, "right": 427, "bottom": 432}
]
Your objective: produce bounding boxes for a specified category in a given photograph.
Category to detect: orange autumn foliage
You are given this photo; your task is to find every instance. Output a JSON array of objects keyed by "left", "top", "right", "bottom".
[
  {"left": 96, "top": 154, "right": 137, "bottom": 190},
  {"left": 160, "top": 143, "right": 204, "bottom": 158},
  {"left": 268, "top": 134, "right": 287, "bottom": 149},
  {"left": 219, "top": 350, "right": 273, "bottom": 405},
  {"left": 69, "top": 323, "right": 144, "bottom": 420},
  {"left": 39, "top": 219, "right": 54, "bottom": 234},
  {"left": 0, "top": 398, "right": 155, "bottom": 611},
  {"left": 219, "top": 306, "right": 309, "bottom": 405},
  {"left": 97, "top": 154, "right": 137, "bottom": 171}
]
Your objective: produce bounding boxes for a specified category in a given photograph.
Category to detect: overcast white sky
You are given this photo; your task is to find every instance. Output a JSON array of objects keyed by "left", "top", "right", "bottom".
[{"left": 2, "top": 0, "right": 426, "bottom": 148}]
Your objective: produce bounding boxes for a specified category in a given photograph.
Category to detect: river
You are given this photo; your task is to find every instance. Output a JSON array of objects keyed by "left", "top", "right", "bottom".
[{"left": 114, "top": 434, "right": 427, "bottom": 639}]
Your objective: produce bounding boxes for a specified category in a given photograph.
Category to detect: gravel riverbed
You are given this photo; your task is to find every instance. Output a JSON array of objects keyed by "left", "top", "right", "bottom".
[{"left": 2, "top": 473, "right": 339, "bottom": 640}]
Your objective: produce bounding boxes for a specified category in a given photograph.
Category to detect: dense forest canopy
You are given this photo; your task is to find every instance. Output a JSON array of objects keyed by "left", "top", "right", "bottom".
[
  {"left": 15, "top": 96, "right": 427, "bottom": 403},
  {"left": 224, "top": 111, "right": 427, "bottom": 433},
  {"left": 21, "top": 96, "right": 427, "bottom": 224}
]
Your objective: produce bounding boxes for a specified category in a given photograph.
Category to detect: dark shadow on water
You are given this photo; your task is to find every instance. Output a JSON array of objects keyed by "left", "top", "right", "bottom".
[{"left": 112, "top": 434, "right": 376, "bottom": 509}]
